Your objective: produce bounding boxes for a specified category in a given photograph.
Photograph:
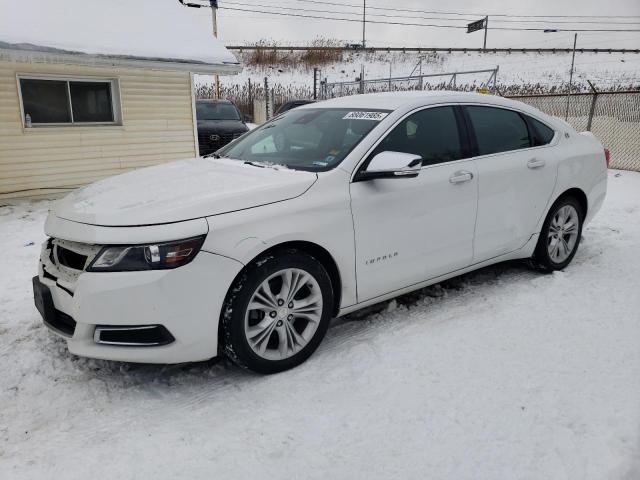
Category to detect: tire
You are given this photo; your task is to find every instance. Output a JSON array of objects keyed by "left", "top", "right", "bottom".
[
  {"left": 531, "top": 196, "right": 584, "bottom": 272},
  {"left": 220, "top": 249, "right": 334, "bottom": 374}
]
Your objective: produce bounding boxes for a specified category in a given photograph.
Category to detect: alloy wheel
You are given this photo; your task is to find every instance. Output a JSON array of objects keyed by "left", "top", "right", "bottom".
[
  {"left": 244, "top": 268, "right": 323, "bottom": 361},
  {"left": 547, "top": 204, "right": 580, "bottom": 264}
]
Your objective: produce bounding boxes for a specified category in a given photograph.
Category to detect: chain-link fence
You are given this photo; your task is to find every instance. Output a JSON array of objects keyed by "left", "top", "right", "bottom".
[
  {"left": 201, "top": 77, "right": 639, "bottom": 172},
  {"left": 511, "top": 91, "right": 640, "bottom": 172},
  {"left": 320, "top": 68, "right": 499, "bottom": 99}
]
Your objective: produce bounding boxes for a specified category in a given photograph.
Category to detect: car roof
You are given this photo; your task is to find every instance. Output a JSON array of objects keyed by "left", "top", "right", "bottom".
[
  {"left": 303, "top": 91, "right": 562, "bottom": 129},
  {"left": 307, "top": 91, "right": 540, "bottom": 114}
]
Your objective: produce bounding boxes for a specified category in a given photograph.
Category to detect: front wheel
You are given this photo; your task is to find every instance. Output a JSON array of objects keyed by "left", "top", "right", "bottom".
[
  {"left": 220, "top": 250, "right": 334, "bottom": 374},
  {"left": 531, "top": 196, "right": 584, "bottom": 272}
]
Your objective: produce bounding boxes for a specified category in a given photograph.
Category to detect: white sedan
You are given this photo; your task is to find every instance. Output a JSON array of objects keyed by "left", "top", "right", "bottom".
[{"left": 34, "top": 92, "right": 608, "bottom": 373}]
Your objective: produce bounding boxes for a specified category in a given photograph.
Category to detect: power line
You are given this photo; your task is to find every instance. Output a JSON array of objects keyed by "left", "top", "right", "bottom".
[
  {"left": 184, "top": 0, "right": 640, "bottom": 20},
  {"left": 290, "top": 0, "right": 640, "bottom": 19},
  {"left": 217, "top": 5, "right": 467, "bottom": 29},
  {"left": 221, "top": 0, "right": 476, "bottom": 23},
  {"left": 215, "top": 5, "right": 640, "bottom": 32},
  {"left": 223, "top": 0, "right": 640, "bottom": 25}
]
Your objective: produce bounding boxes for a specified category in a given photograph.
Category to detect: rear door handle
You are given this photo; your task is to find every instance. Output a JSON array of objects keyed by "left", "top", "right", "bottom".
[
  {"left": 527, "top": 158, "right": 546, "bottom": 169},
  {"left": 449, "top": 171, "right": 474, "bottom": 184}
]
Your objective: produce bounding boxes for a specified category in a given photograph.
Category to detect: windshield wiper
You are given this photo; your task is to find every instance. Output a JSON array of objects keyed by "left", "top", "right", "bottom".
[{"left": 244, "top": 160, "right": 266, "bottom": 168}]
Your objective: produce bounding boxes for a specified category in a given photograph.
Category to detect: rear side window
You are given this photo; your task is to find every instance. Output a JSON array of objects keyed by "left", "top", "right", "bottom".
[
  {"left": 466, "top": 106, "right": 530, "bottom": 156},
  {"left": 527, "top": 116, "right": 555, "bottom": 146},
  {"left": 372, "top": 106, "right": 464, "bottom": 166}
]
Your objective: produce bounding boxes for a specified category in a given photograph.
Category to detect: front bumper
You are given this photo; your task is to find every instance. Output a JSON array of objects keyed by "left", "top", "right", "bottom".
[{"left": 36, "top": 248, "right": 243, "bottom": 364}]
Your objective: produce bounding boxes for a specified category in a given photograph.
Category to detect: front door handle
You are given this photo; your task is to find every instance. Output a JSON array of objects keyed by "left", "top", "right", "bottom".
[
  {"left": 527, "top": 158, "right": 546, "bottom": 169},
  {"left": 449, "top": 171, "right": 474, "bottom": 184}
]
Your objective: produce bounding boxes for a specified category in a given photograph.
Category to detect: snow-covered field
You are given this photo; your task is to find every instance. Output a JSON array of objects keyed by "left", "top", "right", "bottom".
[
  {"left": 1, "top": 170, "right": 640, "bottom": 479},
  {"left": 207, "top": 50, "right": 640, "bottom": 94}
]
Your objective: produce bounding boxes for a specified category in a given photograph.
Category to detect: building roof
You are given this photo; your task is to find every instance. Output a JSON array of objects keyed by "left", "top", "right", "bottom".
[{"left": 0, "top": 0, "right": 241, "bottom": 74}]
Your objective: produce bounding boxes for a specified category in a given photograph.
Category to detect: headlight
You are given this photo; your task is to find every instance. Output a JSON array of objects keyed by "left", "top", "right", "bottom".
[{"left": 87, "top": 236, "right": 206, "bottom": 272}]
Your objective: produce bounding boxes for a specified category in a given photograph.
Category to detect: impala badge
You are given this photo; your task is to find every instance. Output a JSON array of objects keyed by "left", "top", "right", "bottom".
[{"left": 365, "top": 252, "right": 398, "bottom": 266}]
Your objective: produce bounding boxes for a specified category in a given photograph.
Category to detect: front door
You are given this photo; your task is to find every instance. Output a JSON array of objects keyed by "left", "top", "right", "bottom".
[{"left": 350, "top": 105, "right": 478, "bottom": 303}]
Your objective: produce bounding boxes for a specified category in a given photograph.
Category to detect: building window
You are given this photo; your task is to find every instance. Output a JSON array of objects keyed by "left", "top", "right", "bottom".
[{"left": 18, "top": 76, "right": 121, "bottom": 127}]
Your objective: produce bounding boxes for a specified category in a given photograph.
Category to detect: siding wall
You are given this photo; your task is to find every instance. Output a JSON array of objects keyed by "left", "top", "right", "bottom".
[{"left": 0, "top": 56, "right": 197, "bottom": 200}]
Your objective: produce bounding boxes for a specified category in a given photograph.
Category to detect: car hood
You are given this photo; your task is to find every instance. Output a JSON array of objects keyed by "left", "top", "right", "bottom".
[
  {"left": 197, "top": 119, "right": 247, "bottom": 133},
  {"left": 53, "top": 158, "right": 317, "bottom": 226}
]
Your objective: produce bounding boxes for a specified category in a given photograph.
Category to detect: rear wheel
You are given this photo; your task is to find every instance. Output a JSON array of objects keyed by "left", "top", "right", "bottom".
[
  {"left": 531, "top": 196, "right": 584, "bottom": 272},
  {"left": 221, "top": 250, "right": 333, "bottom": 374}
]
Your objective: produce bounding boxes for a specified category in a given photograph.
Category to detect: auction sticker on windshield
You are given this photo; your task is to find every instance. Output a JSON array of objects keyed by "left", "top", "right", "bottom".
[{"left": 343, "top": 111, "right": 389, "bottom": 121}]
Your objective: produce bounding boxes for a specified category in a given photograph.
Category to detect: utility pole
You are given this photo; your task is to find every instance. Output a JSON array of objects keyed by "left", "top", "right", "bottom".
[
  {"left": 210, "top": 0, "right": 221, "bottom": 99},
  {"left": 483, "top": 16, "right": 489, "bottom": 49},
  {"left": 566, "top": 32, "right": 577, "bottom": 120},
  {"left": 178, "top": 1, "right": 221, "bottom": 98},
  {"left": 362, "top": 0, "right": 366, "bottom": 49},
  {"left": 543, "top": 29, "right": 578, "bottom": 120}
]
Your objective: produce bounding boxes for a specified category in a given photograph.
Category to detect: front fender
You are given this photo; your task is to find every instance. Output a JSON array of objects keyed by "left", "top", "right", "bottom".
[{"left": 202, "top": 172, "right": 356, "bottom": 307}]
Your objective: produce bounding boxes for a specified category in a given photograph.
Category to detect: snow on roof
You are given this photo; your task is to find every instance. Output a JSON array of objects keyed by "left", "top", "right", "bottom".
[{"left": 0, "top": 0, "right": 241, "bottom": 73}]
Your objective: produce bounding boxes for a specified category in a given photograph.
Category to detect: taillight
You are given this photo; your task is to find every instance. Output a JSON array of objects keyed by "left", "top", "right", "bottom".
[{"left": 604, "top": 148, "right": 611, "bottom": 168}]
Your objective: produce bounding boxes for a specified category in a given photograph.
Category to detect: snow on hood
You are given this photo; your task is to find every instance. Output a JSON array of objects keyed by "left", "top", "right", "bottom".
[{"left": 52, "top": 158, "right": 317, "bottom": 227}]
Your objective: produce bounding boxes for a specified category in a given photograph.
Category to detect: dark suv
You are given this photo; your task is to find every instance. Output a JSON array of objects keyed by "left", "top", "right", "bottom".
[{"left": 196, "top": 100, "right": 249, "bottom": 156}]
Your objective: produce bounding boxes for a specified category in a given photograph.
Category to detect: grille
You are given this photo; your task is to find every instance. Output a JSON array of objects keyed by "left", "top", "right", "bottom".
[
  {"left": 198, "top": 131, "right": 241, "bottom": 154},
  {"left": 56, "top": 245, "right": 88, "bottom": 270},
  {"left": 49, "top": 239, "right": 101, "bottom": 273}
]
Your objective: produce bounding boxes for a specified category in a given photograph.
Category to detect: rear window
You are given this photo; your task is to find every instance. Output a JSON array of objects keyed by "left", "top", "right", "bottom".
[{"left": 466, "top": 106, "right": 530, "bottom": 156}]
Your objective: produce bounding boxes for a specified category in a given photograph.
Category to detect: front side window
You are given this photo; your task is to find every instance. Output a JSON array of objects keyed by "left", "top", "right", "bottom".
[
  {"left": 466, "top": 106, "right": 530, "bottom": 156},
  {"left": 19, "top": 77, "right": 118, "bottom": 126},
  {"left": 196, "top": 102, "right": 241, "bottom": 121},
  {"left": 217, "top": 108, "right": 387, "bottom": 171},
  {"left": 371, "top": 106, "right": 464, "bottom": 166}
]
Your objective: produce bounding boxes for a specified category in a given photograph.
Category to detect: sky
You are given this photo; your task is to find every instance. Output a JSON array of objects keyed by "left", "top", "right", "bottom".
[{"left": 184, "top": 0, "right": 640, "bottom": 49}]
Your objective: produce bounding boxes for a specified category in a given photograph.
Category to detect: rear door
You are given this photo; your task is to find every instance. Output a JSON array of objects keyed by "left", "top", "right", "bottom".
[
  {"left": 350, "top": 105, "right": 478, "bottom": 302},
  {"left": 463, "top": 105, "right": 558, "bottom": 262}
]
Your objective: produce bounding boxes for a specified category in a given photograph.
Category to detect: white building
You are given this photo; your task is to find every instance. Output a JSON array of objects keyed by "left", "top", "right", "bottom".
[{"left": 0, "top": 0, "right": 241, "bottom": 199}]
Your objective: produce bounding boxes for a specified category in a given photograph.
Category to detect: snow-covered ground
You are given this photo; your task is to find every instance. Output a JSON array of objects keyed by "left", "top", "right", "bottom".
[{"left": 1, "top": 170, "right": 640, "bottom": 479}]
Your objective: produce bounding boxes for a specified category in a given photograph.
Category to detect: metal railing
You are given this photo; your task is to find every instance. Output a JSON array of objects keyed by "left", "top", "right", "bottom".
[{"left": 320, "top": 67, "right": 499, "bottom": 99}]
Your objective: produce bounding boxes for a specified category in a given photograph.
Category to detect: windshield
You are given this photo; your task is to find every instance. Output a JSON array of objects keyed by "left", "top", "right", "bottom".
[
  {"left": 197, "top": 102, "right": 241, "bottom": 121},
  {"left": 216, "top": 108, "right": 389, "bottom": 171}
]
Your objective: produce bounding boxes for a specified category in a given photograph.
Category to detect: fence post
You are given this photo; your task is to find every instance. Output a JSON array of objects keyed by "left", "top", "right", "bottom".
[
  {"left": 247, "top": 78, "right": 252, "bottom": 120},
  {"left": 586, "top": 80, "right": 598, "bottom": 132},
  {"left": 264, "top": 77, "right": 270, "bottom": 120},
  {"left": 313, "top": 68, "right": 318, "bottom": 100}
]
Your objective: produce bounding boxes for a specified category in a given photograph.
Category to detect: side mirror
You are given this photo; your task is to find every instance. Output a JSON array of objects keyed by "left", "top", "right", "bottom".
[
  {"left": 243, "top": 114, "right": 252, "bottom": 123},
  {"left": 355, "top": 151, "right": 422, "bottom": 181}
]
